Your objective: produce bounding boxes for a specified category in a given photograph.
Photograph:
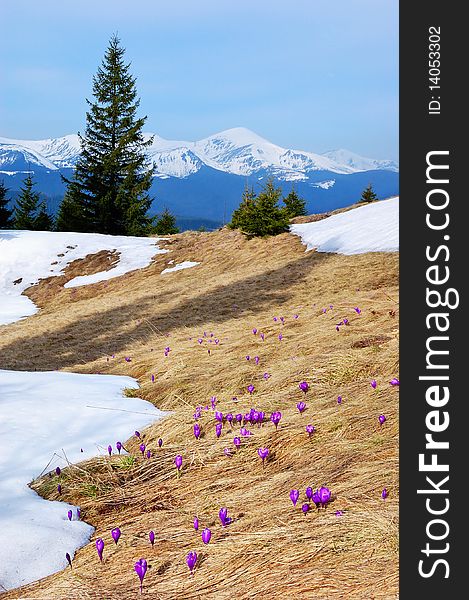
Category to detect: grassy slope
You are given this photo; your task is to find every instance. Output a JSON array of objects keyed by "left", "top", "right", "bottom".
[{"left": 0, "top": 227, "right": 399, "bottom": 599}]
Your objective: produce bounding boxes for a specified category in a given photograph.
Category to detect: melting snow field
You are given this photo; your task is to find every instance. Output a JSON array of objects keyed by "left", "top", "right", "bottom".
[
  {"left": 0, "top": 370, "right": 164, "bottom": 592},
  {"left": 0, "top": 230, "right": 168, "bottom": 326},
  {"left": 290, "top": 197, "right": 399, "bottom": 255}
]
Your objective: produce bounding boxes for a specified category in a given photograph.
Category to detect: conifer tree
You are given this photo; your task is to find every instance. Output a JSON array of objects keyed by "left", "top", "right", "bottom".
[
  {"left": 229, "top": 185, "right": 256, "bottom": 231},
  {"left": 229, "top": 179, "right": 289, "bottom": 236},
  {"left": 358, "top": 184, "right": 378, "bottom": 203},
  {"left": 154, "top": 208, "right": 179, "bottom": 235},
  {"left": 13, "top": 175, "right": 53, "bottom": 231},
  {"left": 61, "top": 35, "right": 155, "bottom": 235},
  {"left": 0, "top": 180, "right": 14, "bottom": 229},
  {"left": 283, "top": 187, "right": 307, "bottom": 218}
]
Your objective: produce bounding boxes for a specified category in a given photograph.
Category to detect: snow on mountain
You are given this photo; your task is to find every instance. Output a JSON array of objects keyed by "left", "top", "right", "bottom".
[
  {"left": 0, "top": 129, "right": 398, "bottom": 180},
  {"left": 322, "top": 149, "right": 399, "bottom": 173},
  {"left": 290, "top": 196, "right": 399, "bottom": 254}
]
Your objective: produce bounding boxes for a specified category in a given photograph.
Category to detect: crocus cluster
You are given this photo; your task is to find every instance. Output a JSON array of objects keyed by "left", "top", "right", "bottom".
[{"left": 290, "top": 486, "right": 332, "bottom": 510}]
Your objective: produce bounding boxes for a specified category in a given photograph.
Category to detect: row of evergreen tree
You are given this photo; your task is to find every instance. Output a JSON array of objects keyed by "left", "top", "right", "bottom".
[{"left": 0, "top": 176, "right": 179, "bottom": 234}]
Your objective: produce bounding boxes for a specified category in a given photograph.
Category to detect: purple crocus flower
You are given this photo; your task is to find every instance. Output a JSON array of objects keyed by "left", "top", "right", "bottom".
[
  {"left": 215, "top": 411, "right": 223, "bottom": 423},
  {"left": 302, "top": 503, "right": 310, "bottom": 514},
  {"left": 65, "top": 552, "right": 72, "bottom": 569},
  {"left": 174, "top": 455, "right": 183, "bottom": 471},
  {"left": 219, "top": 507, "right": 230, "bottom": 527},
  {"left": 318, "top": 486, "right": 331, "bottom": 507},
  {"left": 134, "top": 558, "right": 147, "bottom": 593},
  {"left": 278, "top": 333, "right": 283, "bottom": 341},
  {"left": 135, "top": 431, "right": 141, "bottom": 438},
  {"left": 312, "top": 490, "right": 321, "bottom": 507},
  {"left": 382, "top": 488, "right": 389, "bottom": 499},
  {"left": 297, "top": 401, "right": 306, "bottom": 413},
  {"left": 299, "top": 381, "right": 309, "bottom": 394},
  {"left": 273, "top": 317, "right": 278, "bottom": 322},
  {"left": 371, "top": 379, "right": 377, "bottom": 389},
  {"left": 270, "top": 411, "right": 282, "bottom": 430},
  {"left": 252, "top": 328, "right": 258, "bottom": 335},
  {"left": 258, "top": 447, "right": 269, "bottom": 466},
  {"left": 55, "top": 466, "right": 61, "bottom": 476},
  {"left": 216, "top": 423, "right": 222, "bottom": 438},
  {"left": 139, "top": 443, "right": 146, "bottom": 456},
  {"left": 211, "top": 396, "right": 217, "bottom": 409},
  {"left": 379, "top": 415, "right": 386, "bottom": 425},
  {"left": 96, "top": 538, "right": 104, "bottom": 562},
  {"left": 263, "top": 372, "right": 270, "bottom": 380},
  {"left": 111, "top": 527, "right": 121, "bottom": 545},
  {"left": 193, "top": 423, "right": 201, "bottom": 439},
  {"left": 186, "top": 551, "right": 197, "bottom": 574},
  {"left": 354, "top": 307, "right": 361, "bottom": 314},
  {"left": 254, "top": 356, "right": 260, "bottom": 365},
  {"left": 201, "top": 528, "right": 212, "bottom": 544},
  {"left": 290, "top": 489, "right": 300, "bottom": 506},
  {"left": 246, "top": 355, "right": 251, "bottom": 361},
  {"left": 235, "top": 413, "right": 243, "bottom": 424},
  {"left": 125, "top": 356, "right": 131, "bottom": 362},
  {"left": 258, "top": 411, "right": 265, "bottom": 425},
  {"left": 336, "top": 326, "right": 340, "bottom": 332},
  {"left": 107, "top": 445, "right": 112, "bottom": 457},
  {"left": 193, "top": 516, "right": 199, "bottom": 531},
  {"left": 116, "top": 441, "right": 122, "bottom": 454},
  {"left": 151, "top": 374, "right": 155, "bottom": 383},
  {"left": 158, "top": 438, "right": 163, "bottom": 448},
  {"left": 146, "top": 450, "right": 151, "bottom": 459},
  {"left": 247, "top": 384, "right": 255, "bottom": 395},
  {"left": 226, "top": 413, "right": 233, "bottom": 426},
  {"left": 306, "top": 487, "right": 313, "bottom": 500},
  {"left": 57, "top": 484, "right": 62, "bottom": 495},
  {"left": 214, "top": 338, "right": 219, "bottom": 345},
  {"left": 240, "top": 427, "right": 250, "bottom": 437},
  {"left": 335, "top": 510, "right": 344, "bottom": 516},
  {"left": 343, "top": 318, "right": 349, "bottom": 325},
  {"left": 294, "top": 314, "right": 299, "bottom": 319},
  {"left": 149, "top": 530, "right": 155, "bottom": 546},
  {"left": 322, "top": 308, "right": 327, "bottom": 314},
  {"left": 306, "top": 424, "right": 315, "bottom": 437},
  {"left": 260, "top": 333, "right": 265, "bottom": 341},
  {"left": 280, "top": 316, "right": 285, "bottom": 324},
  {"left": 390, "top": 378, "right": 400, "bottom": 386},
  {"left": 337, "top": 396, "right": 342, "bottom": 405},
  {"left": 198, "top": 338, "right": 203, "bottom": 344},
  {"left": 67, "top": 510, "right": 72, "bottom": 521},
  {"left": 224, "top": 447, "right": 232, "bottom": 457}
]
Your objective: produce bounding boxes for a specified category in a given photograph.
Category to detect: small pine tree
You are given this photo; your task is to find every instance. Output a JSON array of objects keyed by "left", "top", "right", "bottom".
[
  {"left": 229, "top": 179, "right": 289, "bottom": 236},
  {"left": 14, "top": 175, "right": 41, "bottom": 230},
  {"left": 34, "top": 201, "right": 54, "bottom": 231},
  {"left": 283, "top": 187, "right": 307, "bottom": 218},
  {"left": 154, "top": 208, "right": 179, "bottom": 235},
  {"left": 0, "top": 180, "right": 14, "bottom": 228},
  {"left": 359, "top": 184, "right": 378, "bottom": 203},
  {"left": 229, "top": 185, "right": 256, "bottom": 231},
  {"left": 55, "top": 190, "right": 89, "bottom": 232}
]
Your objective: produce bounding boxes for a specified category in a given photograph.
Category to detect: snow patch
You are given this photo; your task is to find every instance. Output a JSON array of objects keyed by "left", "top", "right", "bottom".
[
  {"left": 161, "top": 261, "right": 199, "bottom": 274},
  {"left": 290, "top": 197, "right": 399, "bottom": 255},
  {"left": 0, "top": 369, "right": 165, "bottom": 591},
  {"left": 0, "top": 231, "right": 167, "bottom": 326}
]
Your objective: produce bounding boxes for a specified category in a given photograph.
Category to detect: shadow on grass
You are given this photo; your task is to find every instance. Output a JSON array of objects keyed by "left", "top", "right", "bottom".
[{"left": 1, "top": 251, "right": 330, "bottom": 371}]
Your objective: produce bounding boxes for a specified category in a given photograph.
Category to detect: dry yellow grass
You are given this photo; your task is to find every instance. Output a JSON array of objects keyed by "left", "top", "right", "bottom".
[{"left": 0, "top": 227, "right": 399, "bottom": 599}]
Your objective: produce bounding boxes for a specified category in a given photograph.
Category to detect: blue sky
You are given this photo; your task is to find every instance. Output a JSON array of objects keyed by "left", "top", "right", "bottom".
[{"left": 0, "top": 0, "right": 398, "bottom": 160}]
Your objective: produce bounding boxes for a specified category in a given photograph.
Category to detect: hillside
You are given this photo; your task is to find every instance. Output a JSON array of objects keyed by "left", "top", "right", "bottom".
[{"left": 0, "top": 216, "right": 399, "bottom": 598}]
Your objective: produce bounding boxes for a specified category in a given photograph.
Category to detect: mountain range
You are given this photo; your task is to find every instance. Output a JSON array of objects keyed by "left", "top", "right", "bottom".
[{"left": 0, "top": 127, "right": 399, "bottom": 229}]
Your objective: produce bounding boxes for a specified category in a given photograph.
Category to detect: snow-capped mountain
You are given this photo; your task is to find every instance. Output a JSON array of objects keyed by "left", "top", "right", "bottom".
[
  {"left": 0, "top": 127, "right": 398, "bottom": 180},
  {"left": 0, "top": 128, "right": 399, "bottom": 228},
  {"left": 322, "top": 148, "right": 399, "bottom": 173}
]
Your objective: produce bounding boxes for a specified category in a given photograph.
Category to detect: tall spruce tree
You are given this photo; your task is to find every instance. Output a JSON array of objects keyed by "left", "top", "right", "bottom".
[
  {"left": 0, "top": 180, "right": 14, "bottom": 228},
  {"left": 14, "top": 174, "right": 48, "bottom": 230},
  {"left": 60, "top": 35, "right": 155, "bottom": 235},
  {"left": 358, "top": 184, "right": 378, "bottom": 203},
  {"left": 154, "top": 208, "right": 179, "bottom": 235},
  {"left": 283, "top": 187, "right": 307, "bottom": 218}
]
